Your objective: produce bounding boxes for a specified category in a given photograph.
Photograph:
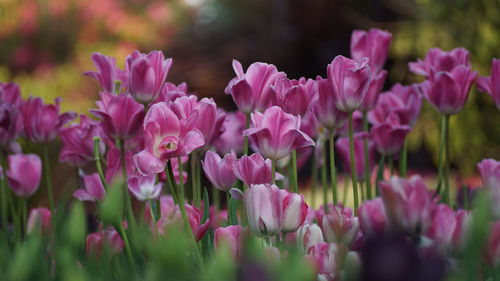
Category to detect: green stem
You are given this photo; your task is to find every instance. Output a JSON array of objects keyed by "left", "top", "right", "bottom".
[
  {"left": 148, "top": 200, "right": 156, "bottom": 223},
  {"left": 362, "top": 112, "right": 372, "bottom": 199},
  {"left": 329, "top": 134, "right": 337, "bottom": 204},
  {"left": 119, "top": 139, "right": 135, "bottom": 225},
  {"left": 311, "top": 149, "right": 318, "bottom": 208},
  {"left": 21, "top": 199, "right": 26, "bottom": 237},
  {"left": 291, "top": 149, "right": 298, "bottom": 193},
  {"left": 321, "top": 143, "right": 328, "bottom": 212},
  {"left": 0, "top": 152, "right": 8, "bottom": 229},
  {"left": 436, "top": 116, "right": 446, "bottom": 194},
  {"left": 226, "top": 192, "right": 233, "bottom": 225},
  {"left": 191, "top": 152, "right": 200, "bottom": 207},
  {"left": 271, "top": 159, "right": 276, "bottom": 185},
  {"left": 118, "top": 222, "right": 135, "bottom": 270},
  {"left": 43, "top": 144, "right": 55, "bottom": 212},
  {"left": 376, "top": 154, "right": 386, "bottom": 196},
  {"left": 243, "top": 112, "right": 251, "bottom": 155},
  {"left": 93, "top": 138, "right": 109, "bottom": 191},
  {"left": 348, "top": 112, "right": 359, "bottom": 214},
  {"left": 444, "top": 115, "right": 450, "bottom": 205},
  {"left": 388, "top": 157, "right": 394, "bottom": 177},
  {"left": 399, "top": 138, "right": 408, "bottom": 177}
]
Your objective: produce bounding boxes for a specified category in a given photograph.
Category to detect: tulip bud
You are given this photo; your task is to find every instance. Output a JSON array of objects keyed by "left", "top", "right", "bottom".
[
  {"left": 202, "top": 151, "right": 237, "bottom": 192},
  {"left": 350, "top": 28, "right": 392, "bottom": 73},
  {"left": 233, "top": 153, "right": 283, "bottom": 186},
  {"left": 319, "top": 205, "right": 359, "bottom": 246},
  {"left": 281, "top": 191, "right": 308, "bottom": 233},
  {"left": 214, "top": 225, "right": 244, "bottom": 259},
  {"left": 27, "top": 208, "right": 51, "bottom": 235},
  {"left": 297, "top": 223, "right": 324, "bottom": 252},
  {"left": 244, "top": 184, "right": 283, "bottom": 237},
  {"left": 358, "top": 198, "right": 388, "bottom": 236},
  {"left": 6, "top": 154, "right": 42, "bottom": 198}
]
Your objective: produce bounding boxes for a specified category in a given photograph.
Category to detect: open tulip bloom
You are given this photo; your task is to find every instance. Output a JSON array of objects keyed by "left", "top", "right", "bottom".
[{"left": 1, "top": 30, "right": 500, "bottom": 281}]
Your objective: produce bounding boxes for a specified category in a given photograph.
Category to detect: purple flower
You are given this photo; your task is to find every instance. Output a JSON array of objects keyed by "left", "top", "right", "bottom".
[
  {"left": 350, "top": 28, "right": 392, "bottom": 73},
  {"left": 370, "top": 115, "right": 411, "bottom": 155},
  {"left": 358, "top": 70, "right": 387, "bottom": 112},
  {"left": 233, "top": 153, "right": 284, "bottom": 186},
  {"left": 154, "top": 82, "right": 188, "bottom": 103},
  {"left": 0, "top": 83, "right": 23, "bottom": 147},
  {"left": 84, "top": 53, "right": 128, "bottom": 93},
  {"left": 73, "top": 173, "right": 106, "bottom": 202},
  {"left": 312, "top": 76, "right": 348, "bottom": 132},
  {"left": 6, "top": 154, "right": 42, "bottom": 198},
  {"left": 335, "top": 132, "right": 375, "bottom": 181},
  {"left": 477, "top": 58, "right": 500, "bottom": 110},
  {"left": 358, "top": 198, "right": 388, "bottom": 236},
  {"left": 409, "top": 47, "right": 471, "bottom": 78},
  {"left": 213, "top": 111, "right": 246, "bottom": 155},
  {"left": 271, "top": 77, "right": 318, "bottom": 116},
  {"left": 202, "top": 150, "right": 237, "bottom": 191}
]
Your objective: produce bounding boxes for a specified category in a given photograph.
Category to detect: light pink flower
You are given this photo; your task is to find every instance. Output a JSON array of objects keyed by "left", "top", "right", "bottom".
[
  {"left": 128, "top": 174, "right": 162, "bottom": 201},
  {"left": 214, "top": 225, "right": 245, "bottom": 259},
  {"left": 244, "top": 184, "right": 283, "bottom": 237},
  {"left": 233, "top": 153, "right": 284, "bottom": 186},
  {"left": 312, "top": 76, "right": 348, "bottom": 133},
  {"left": 202, "top": 150, "right": 237, "bottom": 191},
  {"left": 27, "top": 208, "right": 51, "bottom": 235},
  {"left": 271, "top": 77, "right": 318, "bottom": 116},
  {"left": 358, "top": 198, "right": 388, "bottom": 236},
  {"left": 281, "top": 191, "right": 308, "bottom": 233},
  {"left": 409, "top": 47, "right": 471, "bottom": 78},
  {"left": 318, "top": 205, "right": 359, "bottom": 246}
]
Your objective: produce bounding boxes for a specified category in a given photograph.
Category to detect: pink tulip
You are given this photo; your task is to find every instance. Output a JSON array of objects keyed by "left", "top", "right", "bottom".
[
  {"left": 477, "top": 58, "right": 500, "bottom": 109},
  {"left": 281, "top": 191, "right": 308, "bottom": 233},
  {"left": 426, "top": 204, "right": 457, "bottom": 249},
  {"left": 202, "top": 150, "right": 237, "bottom": 191},
  {"left": 297, "top": 223, "right": 325, "bottom": 252},
  {"left": 59, "top": 115, "right": 106, "bottom": 167},
  {"left": 0, "top": 82, "right": 23, "bottom": 106},
  {"left": 213, "top": 111, "right": 246, "bottom": 155},
  {"left": 452, "top": 210, "right": 471, "bottom": 250},
  {"left": 0, "top": 83, "right": 23, "bottom": 147},
  {"left": 379, "top": 176, "right": 433, "bottom": 234},
  {"left": 409, "top": 47, "right": 471, "bottom": 78},
  {"left": 358, "top": 70, "right": 387, "bottom": 112},
  {"left": 486, "top": 221, "right": 500, "bottom": 266},
  {"left": 244, "top": 184, "right": 283, "bottom": 237},
  {"left": 358, "top": 198, "right": 388, "bottom": 236},
  {"left": 157, "top": 203, "right": 210, "bottom": 241},
  {"left": 154, "top": 82, "right": 188, "bottom": 103},
  {"left": 233, "top": 153, "right": 284, "bottom": 186},
  {"left": 105, "top": 146, "right": 138, "bottom": 183},
  {"left": 214, "top": 225, "right": 244, "bottom": 259},
  {"left": 243, "top": 106, "right": 315, "bottom": 160},
  {"left": 478, "top": 159, "right": 500, "bottom": 217},
  {"left": 225, "top": 59, "right": 285, "bottom": 113},
  {"left": 312, "top": 76, "right": 348, "bottom": 132},
  {"left": 84, "top": 53, "right": 128, "bottom": 93},
  {"left": 21, "top": 97, "right": 76, "bottom": 143},
  {"left": 128, "top": 174, "right": 162, "bottom": 201},
  {"left": 418, "top": 65, "right": 477, "bottom": 115},
  {"left": 318, "top": 205, "right": 359, "bottom": 246},
  {"left": 73, "top": 173, "right": 106, "bottom": 202},
  {"left": 90, "top": 92, "right": 145, "bottom": 140},
  {"left": 271, "top": 77, "right": 318, "bottom": 116},
  {"left": 306, "top": 242, "right": 340, "bottom": 281},
  {"left": 6, "top": 154, "right": 41, "bottom": 198},
  {"left": 335, "top": 132, "right": 375, "bottom": 181},
  {"left": 27, "top": 208, "right": 51, "bottom": 235},
  {"left": 86, "top": 227, "right": 124, "bottom": 257},
  {"left": 370, "top": 83, "right": 422, "bottom": 127},
  {"left": 133, "top": 102, "right": 204, "bottom": 175},
  {"left": 126, "top": 50, "right": 173, "bottom": 104},
  {"left": 370, "top": 115, "right": 411, "bottom": 155},
  {"left": 336, "top": 110, "right": 364, "bottom": 137},
  {"left": 327, "top": 55, "right": 373, "bottom": 113},
  {"left": 350, "top": 28, "right": 392, "bottom": 73}
]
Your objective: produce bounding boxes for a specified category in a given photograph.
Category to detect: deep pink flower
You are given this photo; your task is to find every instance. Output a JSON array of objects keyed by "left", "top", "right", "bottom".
[
  {"left": 156, "top": 203, "right": 210, "bottom": 241},
  {"left": 358, "top": 198, "right": 388, "bottom": 236},
  {"left": 154, "top": 82, "right": 188, "bottom": 103},
  {"left": 281, "top": 191, "right": 308, "bottom": 233},
  {"left": 306, "top": 242, "right": 340, "bottom": 280},
  {"left": 233, "top": 153, "right": 284, "bottom": 186},
  {"left": 128, "top": 174, "right": 162, "bottom": 201},
  {"left": 327, "top": 55, "right": 373, "bottom": 113},
  {"left": 84, "top": 53, "right": 128, "bottom": 93},
  {"left": 213, "top": 111, "right": 246, "bottom": 155},
  {"left": 486, "top": 221, "right": 500, "bottom": 266},
  {"left": 370, "top": 115, "right": 411, "bottom": 155},
  {"left": 225, "top": 60, "right": 285, "bottom": 113},
  {"left": 452, "top": 210, "right": 471, "bottom": 251},
  {"left": 244, "top": 184, "right": 283, "bottom": 237},
  {"left": 59, "top": 115, "right": 106, "bottom": 167},
  {"left": 350, "top": 28, "right": 392, "bottom": 73},
  {"left": 105, "top": 146, "right": 139, "bottom": 183},
  {"left": 319, "top": 205, "right": 359, "bottom": 245},
  {"left": 126, "top": 50, "right": 173, "bottom": 104},
  {"left": 379, "top": 176, "right": 433, "bottom": 234},
  {"left": 409, "top": 47, "right": 471, "bottom": 78},
  {"left": 477, "top": 58, "right": 500, "bottom": 109},
  {"left": 0, "top": 83, "right": 23, "bottom": 147},
  {"left": 90, "top": 92, "right": 145, "bottom": 140},
  {"left": 358, "top": 70, "right": 387, "bottom": 112},
  {"left": 6, "top": 154, "right": 41, "bottom": 198},
  {"left": 312, "top": 76, "right": 348, "bottom": 132},
  {"left": 478, "top": 159, "right": 500, "bottom": 217},
  {"left": 86, "top": 227, "right": 124, "bottom": 257},
  {"left": 243, "top": 106, "right": 315, "bottom": 160},
  {"left": 27, "top": 208, "right": 51, "bottom": 235},
  {"left": 133, "top": 102, "right": 204, "bottom": 175},
  {"left": 336, "top": 110, "right": 363, "bottom": 137},
  {"left": 21, "top": 97, "right": 76, "bottom": 143},
  {"left": 202, "top": 150, "right": 237, "bottom": 191},
  {"left": 297, "top": 223, "right": 325, "bottom": 252},
  {"left": 214, "top": 225, "right": 245, "bottom": 259},
  {"left": 73, "top": 173, "right": 106, "bottom": 202},
  {"left": 426, "top": 204, "right": 457, "bottom": 249},
  {"left": 335, "top": 132, "right": 375, "bottom": 181},
  {"left": 271, "top": 77, "right": 318, "bottom": 116},
  {"left": 0, "top": 82, "right": 23, "bottom": 106}
]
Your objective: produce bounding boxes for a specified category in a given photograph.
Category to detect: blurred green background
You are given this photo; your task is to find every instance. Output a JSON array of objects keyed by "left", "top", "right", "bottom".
[{"left": 0, "top": 0, "right": 499, "bottom": 178}]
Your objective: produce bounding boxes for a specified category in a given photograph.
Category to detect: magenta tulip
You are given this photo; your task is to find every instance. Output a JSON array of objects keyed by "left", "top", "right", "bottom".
[
  {"left": 214, "top": 225, "right": 244, "bottom": 259},
  {"left": 156, "top": 203, "right": 210, "bottom": 241},
  {"left": 452, "top": 210, "right": 471, "bottom": 251},
  {"left": 327, "top": 55, "right": 373, "bottom": 113},
  {"left": 335, "top": 133, "right": 375, "bottom": 181},
  {"left": 0, "top": 83, "right": 23, "bottom": 147},
  {"left": 358, "top": 70, "right": 387, "bottom": 112},
  {"left": 128, "top": 174, "right": 162, "bottom": 201},
  {"left": 133, "top": 102, "right": 204, "bottom": 175},
  {"left": 90, "top": 92, "right": 145, "bottom": 140},
  {"left": 86, "top": 227, "right": 124, "bottom": 257},
  {"left": 312, "top": 76, "right": 348, "bottom": 132},
  {"left": 297, "top": 223, "right": 325, "bottom": 252},
  {"left": 84, "top": 53, "right": 128, "bottom": 93},
  {"left": 126, "top": 50, "right": 173, "bottom": 104},
  {"left": 155, "top": 82, "right": 188, "bottom": 103},
  {"left": 244, "top": 184, "right": 283, "bottom": 237},
  {"left": 358, "top": 198, "right": 388, "bottom": 236},
  {"left": 281, "top": 191, "right": 308, "bottom": 233},
  {"left": 59, "top": 115, "right": 106, "bottom": 167},
  {"left": 73, "top": 173, "right": 106, "bottom": 202},
  {"left": 272, "top": 77, "right": 318, "bottom": 116},
  {"left": 225, "top": 60, "right": 285, "bottom": 113},
  {"left": 409, "top": 47, "right": 471, "bottom": 78},
  {"left": 478, "top": 159, "right": 500, "bottom": 217},
  {"left": 319, "top": 205, "right": 359, "bottom": 245},
  {"left": 350, "top": 28, "right": 392, "bottom": 73},
  {"left": 202, "top": 150, "right": 237, "bottom": 191},
  {"left": 243, "top": 106, "right": 315, "bottom": 160},
  {"left": 306, "top": 242, "right": 340, "bottom": 281},
  {"left": 6, "top": 154, "right": 41, "bottom": 198},
  {"left": 370, "top": 115, "right": 411, "bottom": 155},
  {"left": 379, "top": 176, "right": 433, "bottom": 234},
  {"left": 233, "top": 153, "right": 284, "bottom": 186},
  {"left": 426, "top": 204, "right": 457, "bottom": 249},
  {"left": 477, "top": 58, "right": 500, "bottom": 109},
  {"left": 213, "top": 111, "right": 246, "bottom": 155},
  {"left": 27, "top": 208, "right": 51, "bottom": 235},
  {"left": 0, "top": 82, "right": 23, "bottom": 106},
  {"left": 336, "top": 110, "right": 364, "bottom": 137}
]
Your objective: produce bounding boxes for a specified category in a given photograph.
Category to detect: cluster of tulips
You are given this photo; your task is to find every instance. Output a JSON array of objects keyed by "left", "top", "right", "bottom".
[{"left": 2, "top": 28, "right": 500, "bottom": 281}]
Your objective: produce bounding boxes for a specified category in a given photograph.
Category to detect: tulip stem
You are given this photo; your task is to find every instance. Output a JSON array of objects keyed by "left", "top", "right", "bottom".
[
  {"left": 191, "top": 152, "right": 200, "bottom": 207},
  {"left": 0, "top": 151, "right": 9, "bottom": 229},
  {"left": 118, "top": 222, "right": 135, "bottom": 270},
  {"left": 311, "top": 149, "right": 318, "bottom": 208},
  {"left": 436, "top": 116, "right": 446, "bottom": 196},
  {"left": 271, "top": 159, "right": 276, "bottom": 185},
  {"left": 21, "top": 199, "right": 26, "bottom": 236},
  {"left": 93, "top": 138, "right": 109, "bottom": 191},
  {"left": 444, "top": 115, "right": 450, "bottom": 206},
  {"left": 399, "top": 138, "right": 408, "bottom": 177},
  {"left": 291, "top": 149, "right": 298, "bottom": 193},
  {"left": 243, "top": 112, "right": 251, "bottom": 155},
  {"left": 43, "top": 144, "right": 55, "bottom": 212},
  {"left": 321, "top": 143, "right": 328, "bottom": 212},
  {"left": 329, "top": 134, "right": 337, "bottom": 204},
  {"left": 119, "top": 140, "right": 135, "bottom": 226},
  {"left": 388, "top": 157, "right": 394, "bottom": 176},
  {"left": 362, "top": 112, "right": 372, "bottom": 199},
  {"left": 348, "top": 112, "right": 359, "bottom": 214},
  {"left": 226, "top": 192, "right": 234, "bottom": 225},
  {"left": 148, "top": 200, "right": 156, "bottom": 223},
  {"left": 165, "top": 161, "right": 204, "bottom": 269}
]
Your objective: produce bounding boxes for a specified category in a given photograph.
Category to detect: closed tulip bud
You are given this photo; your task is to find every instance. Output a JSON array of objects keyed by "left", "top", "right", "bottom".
[
  {"left": 478, "top": 159, "right": 500, "bottom": 218},
  {"left": 225, "top": 60, "right": 285, "bottom": 113},
  {"left": 244, "top": 184, "right": 283, "bottom": 237},
  {"left": 370, "top": 115, "right": 411, "bottom": 156},
  {"left": 202, "top": 150, "right": 237, "bottom": 191},
  {"left": 319, "top": 205, "right": 359, "bottom": 246},
  {"left": 126, "top": 50, "right": 173, "bottom": 104},
  {"left": 477, "top": 58, "right": 500, "bottom": 110},
  {"left": 7, "top": 154, "right": 41, "bottom": 198},
  {"left": 86, "top": 227, "right": 124, "bottom": 257},
  {"left": 243, "top": 106, "right": 315, "bottom": 160},
  {"left": 73, "top": 173, "right": 106, "bottom": 202},
  {"left": 327, "top": 55, "right": 373, "bottom": 113},
  {"left": 27, "top": 208, "right": 51, "bottom": 235},
  {"left": 452, "top": 210, "right": 472, "bottom": 250},
  {"left": 214, "top": 225, "right": 244, "bottom": 259},
  {"left": 84, "top": 53, "right": 128, "bottom": 93},
  {"left": 297, "top": 223, "right": 324, "bottom": 252},
  {"left": 350, "top": 28, "right": 392, "bottom": 73},
  {"left": 359, "top": 70, "right": 387, "bottom": 112},
  {"left": 281, "top": 191, "right": 308, "bottom": 233},
  {"left": 233, "top": 153, "right": 284, "bottom": 186},
  {"left": 128, "top": 174, "right": 162, "bottom": 201},
  {"left": 379, "top": 176, "right": 433, "bottom": 235},
  {"left": 358, "top": 198, "right": 388, "bottom": 236},
  {"left": 312, "top": 76, "right": 349, "bottom": 133},
  {"left": 426, "top": 204, "right": 457, "bottom": 250}
]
